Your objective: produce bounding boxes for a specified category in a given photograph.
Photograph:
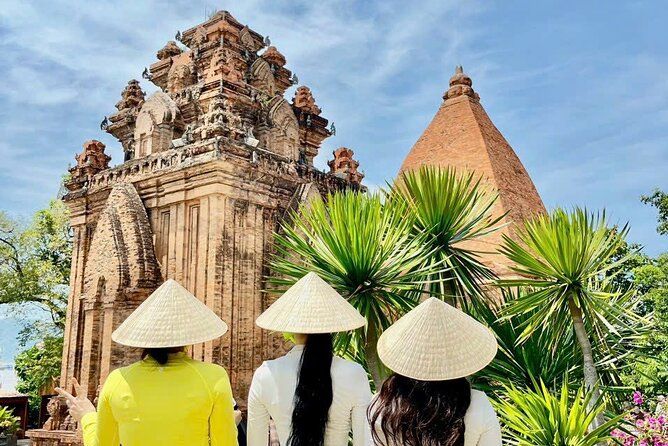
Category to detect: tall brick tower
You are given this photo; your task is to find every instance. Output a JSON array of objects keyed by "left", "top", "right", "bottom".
[
  {"left": 400, "top": 66, "right": 545, "bottom": 276},
  {"left": 28, "top": 11, "right": 363, "bottom": 445}
]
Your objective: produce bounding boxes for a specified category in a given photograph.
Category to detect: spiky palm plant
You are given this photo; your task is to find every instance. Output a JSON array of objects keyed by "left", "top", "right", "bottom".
[
  {"left": 498, "top": 208, "right": 638, "bottom": 428},
  {"left": 471, "top": 288, "right": 644, "bottom": 409},
  {"left": 391, "top": 166, "right": 503, "bottom": 306},
  {"left": 470, "top": 289, "right": 581, "bottom": 396},
  {"left": 270, "top": 191, "right": 436, "bottom": 386},
  {"left": 495, "top": 379, "right": 622, "bottom": 446}
]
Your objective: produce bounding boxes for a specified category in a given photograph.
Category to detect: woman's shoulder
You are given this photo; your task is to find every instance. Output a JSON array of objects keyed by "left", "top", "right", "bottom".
[
  {"left": 466, "top": 390, "right": 497, "bottom": 422},
  {"left": 189, "top": 358, "right": 229, "bottom": 376},
  {"left": 332, "top": 357, "right": 371, "bottom": 395},
  {"left": 332, "top": 356, "right": 367, "bottom": 376}
]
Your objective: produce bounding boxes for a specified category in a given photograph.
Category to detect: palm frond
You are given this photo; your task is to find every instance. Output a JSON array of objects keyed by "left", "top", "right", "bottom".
[
  {"left": 495, "top": 378, "right": 623, "bottom": 446},
  {"left": 270, "top": 191, "right": 441, "bottom": 375},
  {"left": 390, "top": 166, "right": 504, "bottom": 305}
]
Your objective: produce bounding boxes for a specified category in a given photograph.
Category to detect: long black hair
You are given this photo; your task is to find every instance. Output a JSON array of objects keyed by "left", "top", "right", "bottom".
[
  {"left": 368, "top": 374, "right": 471, "bottom": 446},
  {"left": 288, "top": 333, "right": 334, "bottom": 446},
  {"left": 141, "top": 347, "right": 184, "bottom": 365}
]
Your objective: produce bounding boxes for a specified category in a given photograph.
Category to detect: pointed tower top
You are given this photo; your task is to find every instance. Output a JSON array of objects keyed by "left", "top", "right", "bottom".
[
  {"left": 443, "top": 65, "right": 479, "bottom": 102},
  {"left": 399, "top": 65, "right": 545, "bottom": 276}
]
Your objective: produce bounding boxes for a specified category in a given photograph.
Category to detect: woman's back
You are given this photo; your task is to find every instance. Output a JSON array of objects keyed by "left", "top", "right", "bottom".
[
  {"left": 370, "top": 389, "right": 501, "bottom": 446},
  {"left": 247, "top": 345, "right": 372, "bottom": 446},
  {"left": 462, "top": 390, "right": 501, "bottom": 445},
  {"left": 81, "top": 352, "right": 237, "bottom": 446}
]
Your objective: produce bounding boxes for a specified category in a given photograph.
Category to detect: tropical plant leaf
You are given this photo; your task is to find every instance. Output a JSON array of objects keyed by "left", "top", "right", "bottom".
[
  {"left": 390, "top": 166, "right": 504, "bottom": 306},
  {"left": 494, "top": 378, "right": 623, "bottom": 446},
  {"left": 269, "top": 191, "right": 442, "bottom": 384}
]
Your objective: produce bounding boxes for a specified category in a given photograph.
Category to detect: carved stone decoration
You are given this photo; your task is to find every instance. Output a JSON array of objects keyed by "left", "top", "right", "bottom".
[
  {"left": 249, "top": 57, "right": 277, "bottom": 96},
  {"left": 267, "top": 97, "right": 300, "bottom": 159},
  {"left": 66, "top": 140, "right": 111, "bottom": 191},
  {"left": 133, "top": 92, "right": 182, "bottom": 157},
  {"left": 261, "top": 46, "right": 286, "bottom": 67},
  {"left": 156, "top": 40, "right": 183, "bottom": 60},
  {"left": 191, "top": 26, "right": 208, "bottom": 47},
  {"left": 84, "top": 183, "right": 161, "bottom": 297},
  {"left": 106, "top": 80, "right": 146, "bottom": 159},
  {"left": 328, "top": 147, "right": 364, "bottom": 185},
  {"left": 115, "top": 80, "right": 145, "bottom": 111},
  {"left": 239, "top": 25, "right": 260, "bottom": 51},
  {"left": 198, "top": 96, "right": 244, "bottom": 140},
  {"left": 210, "top": 48, "right": 246, "bottom": 85},
  {"left": 42, "top": 397, "right": 68, "bottom": 430},
  {"left": 167, "top": 62, "right": 196, "bottom": 93},
  {"left": 292, "top": 86, "right": 321, "bottom": 115},
  {"left": 443, "top": 65, "right": 480, "bottom": 102}
]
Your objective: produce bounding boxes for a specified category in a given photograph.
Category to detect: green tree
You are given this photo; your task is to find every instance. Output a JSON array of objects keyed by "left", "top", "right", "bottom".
[
  {"left": 602, "top": 230, "right": 649, "bottom": 292},
  {"left": 271, "top": 192, "right": 434, "bottom": 386},
  {"left": 641, "top": 188, "right": 668, "bottom": 235},
  {"left": 498, "top": 208, "right": 641, "bottom": 429},
  {"left": 471, "top": 288, "right": 641, "bottom": 407},
  {"left": 1, "top": 200, "right": 70, "bottom": 421},
  {"left": 0, "top": 200, "right": 71, "bottom": 328},
  {"left": 390, "top": 166, "right": 502, "bottom": 305},
  {"left": 621, "top": 253, "right": 668, "bottom": 394},
  {"left": 14, "top": 335, "right": 63, "bottom": 420},
  {"left": 470, "top": 290, "right": 581, "bottom": 397}
]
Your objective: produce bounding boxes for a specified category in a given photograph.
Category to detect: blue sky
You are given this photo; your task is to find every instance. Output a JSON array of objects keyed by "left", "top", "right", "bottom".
[{"left": 0, "top": 0, "right": 666, "bottom": 256}]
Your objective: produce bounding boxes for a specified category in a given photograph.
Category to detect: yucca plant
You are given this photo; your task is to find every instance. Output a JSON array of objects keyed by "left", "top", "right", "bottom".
[
  {"left": 270, "top": 191, "right": 437, "bottom": 386},
  {"left": 390, "top": 166, "right": 503, "bottom": 306},
  {"left": 470, "top": 289, "right": 581, "bottom": 397},
  {"left": 498, "top": 208, "right": 639, "bottom": 428},
  {"left": 495, "top": 379, "right": 622, "bottom": 446},
  {"left": 471, "top": 288, "right": 643, "bottom": 409}
]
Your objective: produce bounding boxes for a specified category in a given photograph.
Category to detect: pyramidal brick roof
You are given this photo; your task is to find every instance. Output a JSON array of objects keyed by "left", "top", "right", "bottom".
[{"left": 400, "top": 66, "right": 546, "bottom": 276}]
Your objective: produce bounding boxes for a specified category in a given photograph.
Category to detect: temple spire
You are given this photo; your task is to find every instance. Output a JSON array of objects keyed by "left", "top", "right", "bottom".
[
  {"left": 400, "top": 65, "right": 545, "bottom": 276},
  {"left": 443, "top": 65, "right": 479, "bottom": 102}
]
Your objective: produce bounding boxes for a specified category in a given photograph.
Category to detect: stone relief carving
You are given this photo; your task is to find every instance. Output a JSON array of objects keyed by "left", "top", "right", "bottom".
[
  {"left": 249, "top": 57, "right": 276, "bottom": 96},
  {"left": 268, "top": 98, "right": 300, "bottom": 159},
  {"left": 133, "top": 92, "right": 181, "bottom": 156}
]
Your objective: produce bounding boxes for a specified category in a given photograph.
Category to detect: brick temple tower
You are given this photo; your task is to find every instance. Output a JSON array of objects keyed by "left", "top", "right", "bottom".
[
  {"left": 400, "top": 66, "right": 545, "bottom": 276},
  {"left": 28, "top": 11, "right": 363, "bottom": 445}
]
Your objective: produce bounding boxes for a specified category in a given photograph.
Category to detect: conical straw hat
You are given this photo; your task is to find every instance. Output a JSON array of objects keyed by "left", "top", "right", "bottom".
[
  {"left": 377, "top": 297, "right": 497, "bottom": 381},
  {"left": 256, "top": 272, "right": 366, "bottom": 333},
  {"left": 112, "top": 279, "right": 228, "bottom": 348}
]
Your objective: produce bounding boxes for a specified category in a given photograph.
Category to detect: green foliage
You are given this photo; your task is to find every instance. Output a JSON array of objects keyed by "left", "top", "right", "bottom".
[
  {"left": 498, "top": 208, "right": 634, "bottom": 346},
  {"left": 14, "top": 335, "right": 63, "bottom": 417},
  {"left": 641, "top": 188, "right": 668, "bottom": 235},
  {"left": 0, "top": 200, "right": 70, "bottom": 423},
  {"left": 603, "top": 230, "right": 649, "bottom": 292},
  {"left": 494, "top": 380, "right": 622, "bottom": 446},
  {"left": 0, "top": 406, "right": 20, "bottom": 436},
  {"left": 621, "top": 253, "right": 668, "bottom": 395},
  {"left": 470, "top": 289, "right": 581, "bottom": 396},
  {"left": 0, "top": 200, "right": 71, "bottom": 328},
  {"left": 471, "top": 288, "right": 641, "bottom": 407},
  {"left": 390, "top": 166, "right": 502, "bottom": 305},
  {"left": 271, "top": 191, "right": 436, "bottom": 385}
]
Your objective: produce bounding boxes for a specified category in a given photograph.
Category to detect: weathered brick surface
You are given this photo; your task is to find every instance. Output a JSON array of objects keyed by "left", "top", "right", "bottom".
[{"left": 400, "top": 67, "right": 546, "bottom": 276}]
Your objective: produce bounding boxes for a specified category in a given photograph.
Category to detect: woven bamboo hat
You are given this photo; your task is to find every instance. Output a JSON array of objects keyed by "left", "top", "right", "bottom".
[
  {"left": 256, "top": 272, "right": 366, "bottom": 333},
  {"left": 112, "top": 279, "right": 228, "bottom": 348},
  {"left": 377, "top": 297, "right": 497, "bottom": 381}
]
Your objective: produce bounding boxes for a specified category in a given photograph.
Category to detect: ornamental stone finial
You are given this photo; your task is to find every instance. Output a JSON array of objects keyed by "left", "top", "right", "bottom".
[{"left": 443, "top": 65, "right": 479, "bottom": 102}]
